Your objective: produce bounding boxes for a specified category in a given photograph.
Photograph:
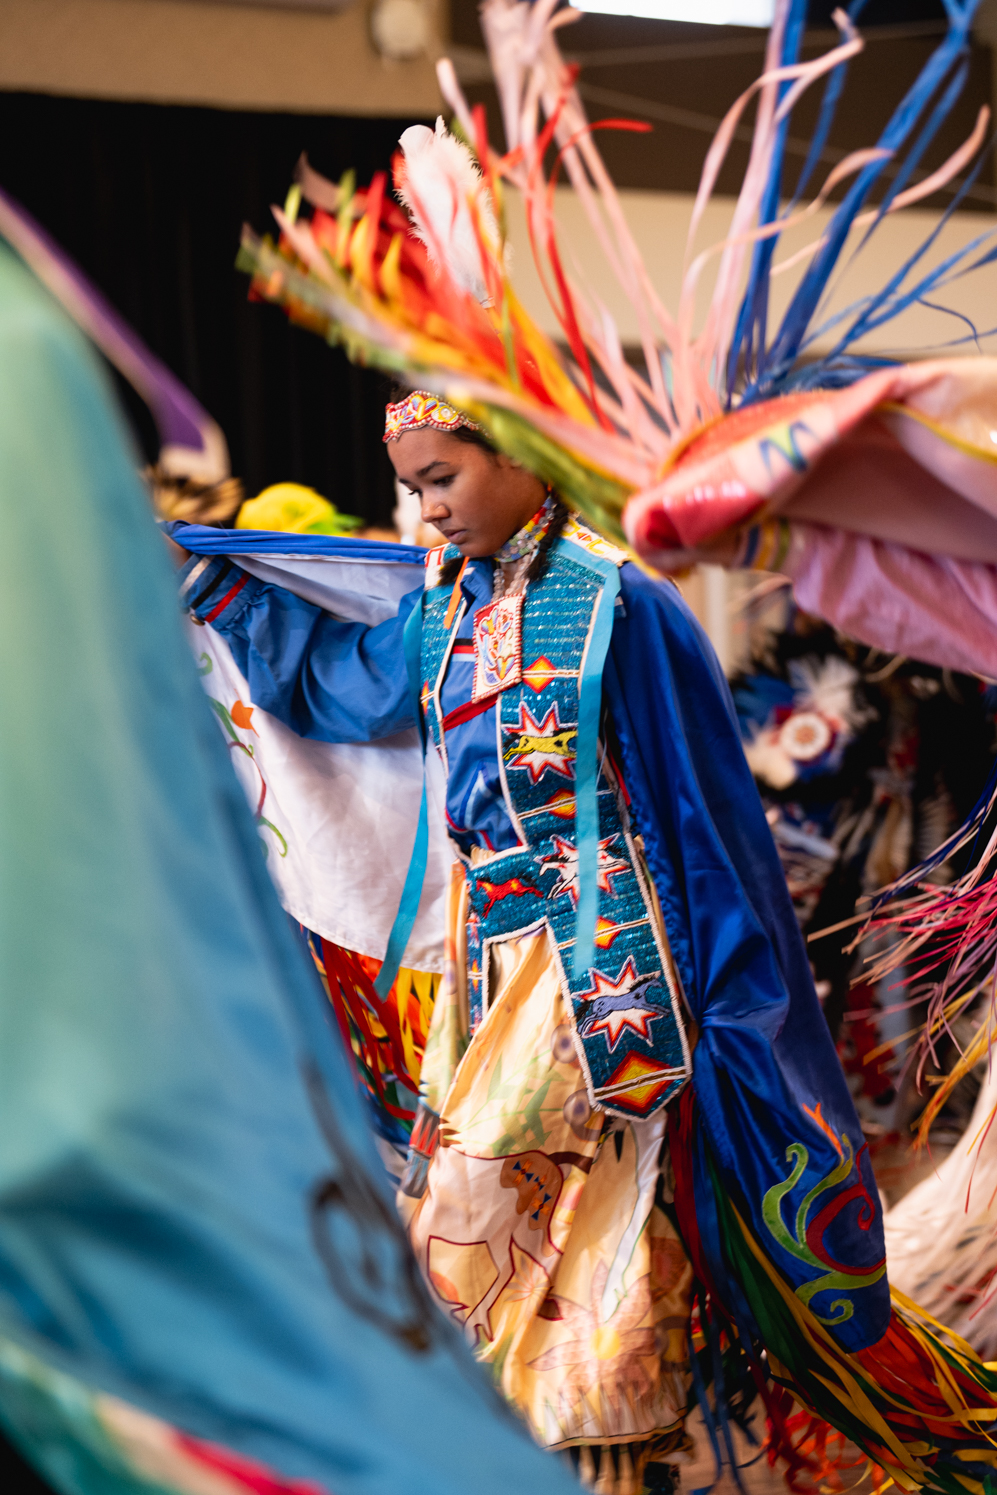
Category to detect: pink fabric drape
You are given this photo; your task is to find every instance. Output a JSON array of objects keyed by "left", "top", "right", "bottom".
[{"left": 778, "top": 522, "right": 997, "bottom": 678}]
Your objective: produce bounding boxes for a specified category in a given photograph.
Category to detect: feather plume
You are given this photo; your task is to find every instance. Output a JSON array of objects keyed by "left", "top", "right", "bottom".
[
  {"left": 394, "top": 117, "right": 502, "bottom": 305},
  {"left": 238, "top": 0, "right": 996, "bottom": 559},
  {"left": 788, "top": 655, "right": 868, "bottom": 734}
]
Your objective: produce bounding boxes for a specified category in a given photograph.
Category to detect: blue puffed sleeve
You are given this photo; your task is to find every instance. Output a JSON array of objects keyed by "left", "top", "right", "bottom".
[{"left": 179, "top": 553, "right": 421, "bottom": 743}]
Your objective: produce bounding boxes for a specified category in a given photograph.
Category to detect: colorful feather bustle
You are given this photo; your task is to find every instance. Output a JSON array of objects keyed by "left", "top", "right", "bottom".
[
  {"left": 239, "top": 0, "right": 995, "bottom": 565},
  {"left": 236, "top": 0, "right": 997, "bottom": 1484}
]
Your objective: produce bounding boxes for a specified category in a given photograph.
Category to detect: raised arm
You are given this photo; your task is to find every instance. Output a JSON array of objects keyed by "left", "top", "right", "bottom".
[{"left": 180, "top": 554, "right": 420, "bottom": 742}]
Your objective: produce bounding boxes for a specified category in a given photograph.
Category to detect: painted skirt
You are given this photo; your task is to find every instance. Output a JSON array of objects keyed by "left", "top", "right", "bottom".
[{"left": 400, "top": 863, "right": 694, "bottom": 1486}]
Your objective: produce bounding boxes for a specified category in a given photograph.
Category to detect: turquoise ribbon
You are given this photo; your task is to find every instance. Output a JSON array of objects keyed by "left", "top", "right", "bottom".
[
  {"left": 374, "top": 594, "right": 428, "bottom": 1000},
  {"left": 375, "top": 552, "right": 620, "bottom": 994},
  {"left": 570, "top": 557, "right": 620, "bottom": 980}
]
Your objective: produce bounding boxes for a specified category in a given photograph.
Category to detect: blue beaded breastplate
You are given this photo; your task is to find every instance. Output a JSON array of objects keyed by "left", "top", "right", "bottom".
[{"left": 420, "top": 527, "right": 690, "bottom": 1120}]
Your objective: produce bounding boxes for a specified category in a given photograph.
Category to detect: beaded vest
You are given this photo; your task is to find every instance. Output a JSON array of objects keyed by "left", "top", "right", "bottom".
[{"left": 420, "top": 520, "right": 690, "bottom": 1120}]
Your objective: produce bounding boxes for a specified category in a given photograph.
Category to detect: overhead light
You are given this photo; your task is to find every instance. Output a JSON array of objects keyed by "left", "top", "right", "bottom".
[{"left": 575, "top": 0, "right": 774, "bottom": 23}]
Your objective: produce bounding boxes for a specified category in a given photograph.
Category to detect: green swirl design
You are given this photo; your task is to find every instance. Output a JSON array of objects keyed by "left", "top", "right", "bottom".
[{"left": 761, "top": 1135, "right": 885, "bottom": 1326}]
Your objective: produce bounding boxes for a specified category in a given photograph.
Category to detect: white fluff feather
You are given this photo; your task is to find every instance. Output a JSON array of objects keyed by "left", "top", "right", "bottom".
[
  {"left": 885, "top": 1064, "right": 997, "bottom": 1359},
  {"left": 788, "top": 655, "right": 866, "bottom": 733},
  {"left": 744, "top": 728, "right": 798, "bottom": 790},
  {"left": 396, "top": 117, "right": 502, "bottom": 305}
]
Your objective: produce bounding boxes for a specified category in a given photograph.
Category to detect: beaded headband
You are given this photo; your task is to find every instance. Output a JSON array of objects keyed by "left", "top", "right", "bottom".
[{"left": 383, "top": 390, "right": 479, "bottom": 443}]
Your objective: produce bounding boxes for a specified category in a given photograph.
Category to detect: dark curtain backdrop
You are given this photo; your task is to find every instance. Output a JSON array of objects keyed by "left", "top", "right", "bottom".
[{"left": 0, "top": 93, "right": 431, "bottom": 527}]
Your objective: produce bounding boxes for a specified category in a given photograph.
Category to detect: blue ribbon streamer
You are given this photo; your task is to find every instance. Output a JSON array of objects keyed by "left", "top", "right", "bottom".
[
  {"left": 374, "top": 593, "right": 428, "bottom": 999},
  {"left": 572, "top": 560, "right": 620, "bottom": 981}
]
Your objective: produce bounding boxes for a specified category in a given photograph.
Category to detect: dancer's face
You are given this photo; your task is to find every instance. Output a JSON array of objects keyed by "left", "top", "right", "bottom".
[{"left": 388, "top": 428, "right": 547, "bottom": 558}]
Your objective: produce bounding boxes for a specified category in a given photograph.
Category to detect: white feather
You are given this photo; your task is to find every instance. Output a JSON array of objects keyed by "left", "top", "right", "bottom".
[
  {"left": 396, "top": 118, "right": 502, "bottom": 305},
  {"left": 788, "top": 655, "right": 867, "bottom": 734},
  {"left": 885, "top": 1064, "right": 997, "bottom": 1359}
]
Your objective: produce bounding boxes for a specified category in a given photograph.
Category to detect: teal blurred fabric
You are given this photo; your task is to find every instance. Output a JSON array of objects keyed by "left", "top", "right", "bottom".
[{"left": 0, "top": 241, "right": 576, "bottom": 1495}]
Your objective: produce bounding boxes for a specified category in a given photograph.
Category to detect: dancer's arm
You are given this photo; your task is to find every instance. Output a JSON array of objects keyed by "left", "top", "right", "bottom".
[{"left": 179, "top": 553, "right": 420, "bottom": 742}]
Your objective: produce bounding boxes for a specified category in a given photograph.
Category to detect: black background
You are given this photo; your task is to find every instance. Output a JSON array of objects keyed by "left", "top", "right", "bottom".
[{"left": 0, "top": 95, "right": 429, "bottom": 526}]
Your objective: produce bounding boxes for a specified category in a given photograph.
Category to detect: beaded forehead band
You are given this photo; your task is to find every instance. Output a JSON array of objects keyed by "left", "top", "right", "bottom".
[{"left": 383, "top": 390, "right": 479, "bottom": 443}]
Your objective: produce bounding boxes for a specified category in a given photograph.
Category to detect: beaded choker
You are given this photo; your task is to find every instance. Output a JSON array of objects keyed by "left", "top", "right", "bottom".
[{"left": 493, "top": 493, "right": 555, "bottom": 565}]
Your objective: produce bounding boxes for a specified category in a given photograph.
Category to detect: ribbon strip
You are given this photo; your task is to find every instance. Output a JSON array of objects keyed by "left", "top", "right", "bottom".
[
  {"left": 374, "top": 595, "right": 429, "bottom": 1000},
  {"left": 570, "top": 550, "right": 621, "bottom": 980}
]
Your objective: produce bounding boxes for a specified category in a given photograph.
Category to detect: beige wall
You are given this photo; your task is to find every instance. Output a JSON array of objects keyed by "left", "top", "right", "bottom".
[
  {"left": 4, "top": 4, "right": 995, "bottom": 362},
  {"left": 503, "top": 186, "right": 997, "bottom": 359},
  {"left": 0, "top": 0, "right": 445, "bottom": 116}
]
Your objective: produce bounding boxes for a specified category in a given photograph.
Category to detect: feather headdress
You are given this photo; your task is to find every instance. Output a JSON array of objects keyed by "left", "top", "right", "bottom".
[{"left": 240, "top": 0, "right": 996, "bottom": 569}]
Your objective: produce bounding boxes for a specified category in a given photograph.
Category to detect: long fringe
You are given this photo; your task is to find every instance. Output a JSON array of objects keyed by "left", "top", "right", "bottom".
[
  {"left": 845, "top": 765, "right": 997, "bottom": 1138},
  {"left": 671, "top": 1090, "right": 997, "bottom": 1494}
]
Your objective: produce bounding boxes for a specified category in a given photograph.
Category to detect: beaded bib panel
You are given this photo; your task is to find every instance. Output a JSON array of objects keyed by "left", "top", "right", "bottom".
[
  {"left": 471, "top": 592, "right": 523, "bottom": 701},
  {"left": 420, "top": 532, "right": 690, "bottom": 1119}
]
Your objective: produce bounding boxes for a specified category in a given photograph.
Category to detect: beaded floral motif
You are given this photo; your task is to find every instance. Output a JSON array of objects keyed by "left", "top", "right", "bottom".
[{"left": 472, "top": 593, "right": 523, "bottom": 702}]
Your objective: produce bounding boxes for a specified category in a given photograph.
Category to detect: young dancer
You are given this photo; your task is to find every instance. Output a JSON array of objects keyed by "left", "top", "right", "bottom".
[{"left": 175, "top": 390, "right": 936, "bottom": 1492}]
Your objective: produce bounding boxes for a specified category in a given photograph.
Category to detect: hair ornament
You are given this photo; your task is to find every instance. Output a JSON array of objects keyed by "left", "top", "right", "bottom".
[{"left": 383, "top": 390, "right": 480, "bottom": 443}]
